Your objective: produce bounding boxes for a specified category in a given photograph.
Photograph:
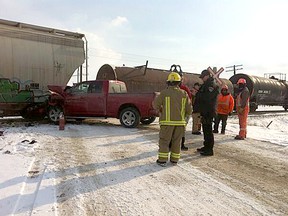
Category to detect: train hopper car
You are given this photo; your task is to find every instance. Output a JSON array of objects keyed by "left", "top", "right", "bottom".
[{"left": 0, "top": 19, "right": 86, "bottom": 118}]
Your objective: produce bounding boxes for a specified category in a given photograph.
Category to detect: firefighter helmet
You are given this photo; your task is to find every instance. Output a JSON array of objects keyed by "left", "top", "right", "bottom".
[
  {"left": 221, "top": 84, "right": 228, "bottom": 90},
  {"left": 167, "top": 72, "right": 181, "bottom": 82},
  {"left": 237, "top": 78, "right": 246, "bottom": 84}
]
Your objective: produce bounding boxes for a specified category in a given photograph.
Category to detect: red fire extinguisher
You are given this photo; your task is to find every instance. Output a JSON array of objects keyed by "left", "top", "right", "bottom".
[{"left": 59, "top": 112, "right": 65, "bottom": 130}]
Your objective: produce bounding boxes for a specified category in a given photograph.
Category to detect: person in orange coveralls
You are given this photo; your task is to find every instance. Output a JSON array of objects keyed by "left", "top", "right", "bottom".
[
  {"left": 235, "top": 78, "right": 250, "bottom": 140},
  {"left": 213, "top": 85, "right": 234, "bottom": 134}
]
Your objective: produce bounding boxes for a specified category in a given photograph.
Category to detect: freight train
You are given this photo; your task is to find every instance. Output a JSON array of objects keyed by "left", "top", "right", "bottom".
[{"left": 96, "top": 64, "right": 288, "bottom": 112}]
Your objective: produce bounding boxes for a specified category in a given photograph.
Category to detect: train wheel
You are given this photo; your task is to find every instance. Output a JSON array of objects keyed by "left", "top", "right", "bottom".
[{"left": 249, "top": 103, "right": 257, "bottom": 112}]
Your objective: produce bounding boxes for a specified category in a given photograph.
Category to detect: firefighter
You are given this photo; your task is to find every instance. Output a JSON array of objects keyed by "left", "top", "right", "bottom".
[
  {"left": 235, "top": 78, "right": 250, "bottom": 140},
  {"left": 213, "top": 85, "right": 234, "bottom": 134},
  {"left": 196, "top": 69, "right": 219, "bottom": 156},
  {"left": 153, "top": 72, "right": 192, "bottom": 166}
]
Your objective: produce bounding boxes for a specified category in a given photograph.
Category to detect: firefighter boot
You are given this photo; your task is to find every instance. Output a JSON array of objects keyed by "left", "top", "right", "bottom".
[{"left": 181, "top": 137, "right": 188, "bottom": 151}]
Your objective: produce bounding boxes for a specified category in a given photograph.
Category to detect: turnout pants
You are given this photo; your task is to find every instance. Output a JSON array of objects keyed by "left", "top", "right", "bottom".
[{"left": 158, "top": 125, "right": 185, "bottom": 163}]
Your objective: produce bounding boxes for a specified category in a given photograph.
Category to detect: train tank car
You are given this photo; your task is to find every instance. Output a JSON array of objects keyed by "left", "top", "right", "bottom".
[
  {"left": 96, "top": 64, "right": 233, "bottom": 93},
  {"left": 229, "top": 73, "right": 288, "bottom": 112}
]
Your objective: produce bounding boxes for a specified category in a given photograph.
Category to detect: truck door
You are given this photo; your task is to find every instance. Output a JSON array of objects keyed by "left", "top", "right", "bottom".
[
  {"left": 64, "top": 82, "right": 90, "bottom": 116},
  {"left": 86, "top": 82, "right": 106, "bottom": 116},
  {"left": 64, "top": 81, "right": 105, "bottom": 116}
]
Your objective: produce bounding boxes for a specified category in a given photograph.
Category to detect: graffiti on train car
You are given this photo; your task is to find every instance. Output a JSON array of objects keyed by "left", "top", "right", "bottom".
[{"left": 0, "top": 78, "right": 48, "bottom": 118}]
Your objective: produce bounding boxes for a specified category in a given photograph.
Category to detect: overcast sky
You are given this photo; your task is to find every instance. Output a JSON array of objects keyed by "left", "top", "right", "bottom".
[{"left": 1, "top": 0, "right": 288, "bottom": 82}]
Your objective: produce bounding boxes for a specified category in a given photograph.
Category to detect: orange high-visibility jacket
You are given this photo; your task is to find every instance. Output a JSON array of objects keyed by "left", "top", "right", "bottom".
[{"left": 216, "top": 93, "right": 234, "bottom": 115}]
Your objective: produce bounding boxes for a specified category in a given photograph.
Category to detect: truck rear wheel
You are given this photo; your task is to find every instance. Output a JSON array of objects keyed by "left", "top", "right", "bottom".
[
  {"left": 48, "top": 106, "right": 63, "bottom": 123},
  {"left": 120, "top": 107, "right": 140, "bottom": 128},
  {"left": 140, "top": 116, "right": 156, "bottom": 125}
]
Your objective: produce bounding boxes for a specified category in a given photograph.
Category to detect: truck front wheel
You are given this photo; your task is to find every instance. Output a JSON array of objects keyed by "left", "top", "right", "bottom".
[
  {"left": 48, "top": 106, "right": 63, "bottom": 123},
  {"left": 120, "top": 107, "right": 140, "bottom": 128}
]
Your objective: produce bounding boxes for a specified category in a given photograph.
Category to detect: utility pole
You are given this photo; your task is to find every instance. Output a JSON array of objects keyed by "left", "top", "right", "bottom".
[{"left": 226, "top": 64, "right": 243, "bottom": 75}]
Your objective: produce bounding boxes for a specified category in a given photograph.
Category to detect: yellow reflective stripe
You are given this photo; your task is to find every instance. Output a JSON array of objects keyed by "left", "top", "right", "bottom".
[
  {"left": 158, "top": 152, "right": 169, "bottom": 156},
  {"left": 165, "top": 96, "right": 170, "bottom": 121},
  {"left": 159, "top": 121, "right": 186, "bottom": 126},
  {"left": 181, "top": 98, "right": 186, "bottom": 120},
  {"left": 158, "top": 152, "right": 169, "bottom": 158},
  {"left": 171, "top": 152, "right": 181, "bottom": 159}
]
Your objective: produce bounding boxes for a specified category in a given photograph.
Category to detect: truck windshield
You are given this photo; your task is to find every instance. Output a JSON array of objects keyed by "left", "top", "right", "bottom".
[{"left": 71, "top": 83, "right": 89, "bottom": 94}]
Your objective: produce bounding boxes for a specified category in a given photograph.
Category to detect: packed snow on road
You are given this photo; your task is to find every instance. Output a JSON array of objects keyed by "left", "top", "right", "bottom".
[{"left": 0, "top": 108, "right": 288, "bottom": 215}]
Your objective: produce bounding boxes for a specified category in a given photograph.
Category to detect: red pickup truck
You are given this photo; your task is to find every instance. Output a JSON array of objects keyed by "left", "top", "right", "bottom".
[{"left": 47, "top": 80, "right": 159, "bottom": 128}]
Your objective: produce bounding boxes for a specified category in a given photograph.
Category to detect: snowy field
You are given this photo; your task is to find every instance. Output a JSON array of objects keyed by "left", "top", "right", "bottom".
[{"left": 0, "top": 106, "right": 287, "bottom": 215}]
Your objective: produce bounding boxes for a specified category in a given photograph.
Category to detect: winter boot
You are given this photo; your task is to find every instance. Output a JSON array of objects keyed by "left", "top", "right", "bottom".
[
  {"left": 181, "top": 137, "right": 188, "bottom": 151},
  {"left": 235, "top": 135, "right": 244, "bottom": 140},
  {"left": 156, "top": 159, "right": 167, "bottom": 167}
]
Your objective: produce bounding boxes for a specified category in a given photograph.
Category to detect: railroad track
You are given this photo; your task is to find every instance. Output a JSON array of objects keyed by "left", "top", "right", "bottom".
[{"left": 0, "top": 110, "right": 287, "bottom": 126}]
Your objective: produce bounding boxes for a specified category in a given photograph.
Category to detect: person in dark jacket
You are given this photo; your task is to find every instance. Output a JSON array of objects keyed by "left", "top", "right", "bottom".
[{"left": 196, "top": 69, "right": 219, "bottom": 156}]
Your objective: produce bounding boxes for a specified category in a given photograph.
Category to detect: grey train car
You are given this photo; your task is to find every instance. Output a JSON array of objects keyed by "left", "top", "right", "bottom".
[
  {"left": 96, "top": 64, "right": 233, "bottom": 93},
  {"left": 229, "top": 73, "right": 288, "bottom": 112}
]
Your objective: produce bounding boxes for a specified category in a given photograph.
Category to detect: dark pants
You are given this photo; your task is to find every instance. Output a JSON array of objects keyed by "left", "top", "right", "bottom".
[
  {"left": 201, "top": 116, "right": 214, "bottom": 152},
  {"left": 214, "top": 114, "right": 228, "bottom": 133}
]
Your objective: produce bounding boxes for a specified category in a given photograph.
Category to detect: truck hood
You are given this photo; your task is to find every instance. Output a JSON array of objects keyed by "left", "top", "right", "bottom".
[{"left": 48, "top": 85, "right": 66, "bottom": 95}]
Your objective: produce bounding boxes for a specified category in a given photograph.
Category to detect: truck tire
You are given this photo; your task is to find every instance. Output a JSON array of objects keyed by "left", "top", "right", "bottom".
[
  {"left": 48, "top": 106, "right": 63, "bottom": 123},
  {"left": 119, "top": 107, "right": 140, "bottom": 128},
  {"left": 140, "top": 116, "right": 156, "bottom": 125}
]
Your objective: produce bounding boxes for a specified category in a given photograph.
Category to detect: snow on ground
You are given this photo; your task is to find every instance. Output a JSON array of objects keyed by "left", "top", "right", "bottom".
[{"left": 0, "top": 106, "right": 287, "bottom": 215}]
